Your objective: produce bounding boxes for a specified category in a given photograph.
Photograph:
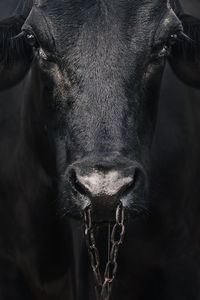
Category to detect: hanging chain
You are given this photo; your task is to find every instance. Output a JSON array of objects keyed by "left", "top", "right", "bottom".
[{"left": 84, "top": 203, "right": 125, "bottom": 300}]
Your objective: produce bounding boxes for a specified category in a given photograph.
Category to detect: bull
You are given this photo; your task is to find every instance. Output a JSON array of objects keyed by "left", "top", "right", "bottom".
[{"left": 0, "top": 0, "right": 200, "bottom": 299}]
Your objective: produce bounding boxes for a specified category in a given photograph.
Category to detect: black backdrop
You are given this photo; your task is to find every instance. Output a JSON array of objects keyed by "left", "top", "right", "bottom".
[{"left": 0, "top": 0, "right": 17, "bottom": 19}]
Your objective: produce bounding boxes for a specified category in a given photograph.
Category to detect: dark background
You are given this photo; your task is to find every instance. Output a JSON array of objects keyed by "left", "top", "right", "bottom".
[{"left": 0, "top": 0, "right": 17, "bottom": 19}]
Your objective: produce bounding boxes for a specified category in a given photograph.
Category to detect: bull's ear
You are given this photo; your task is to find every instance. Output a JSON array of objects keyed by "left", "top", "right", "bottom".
[
  {"left": 168, "top": 14, "right": 200, "bottom": 89},
  {"left": 0, "top": 16, "right": 33, "bottom": 91}
]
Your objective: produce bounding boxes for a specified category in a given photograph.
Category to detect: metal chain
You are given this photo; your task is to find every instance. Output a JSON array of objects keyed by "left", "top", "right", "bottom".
[{"left": 84, "top": 203, "right": 125, "bottom": 300}]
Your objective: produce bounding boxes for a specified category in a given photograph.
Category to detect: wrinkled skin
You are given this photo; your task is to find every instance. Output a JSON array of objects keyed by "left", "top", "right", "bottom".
[{"left": 0, "top": 0, "right": 200, "bottom": 299}]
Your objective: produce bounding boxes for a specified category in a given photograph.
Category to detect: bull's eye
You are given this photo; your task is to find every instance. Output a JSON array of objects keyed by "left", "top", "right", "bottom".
[
  {"left": 157, "top": 32, "right": 180, "bottom": 59},
  {"left": 24, "top": 31, "right": 39, "bottom": 48},
  {"left": 166, "top": 33, "right": 180, "bottom": 49},
  {"left": 168, "top": 33, "right": 178, "bottom": 45}
]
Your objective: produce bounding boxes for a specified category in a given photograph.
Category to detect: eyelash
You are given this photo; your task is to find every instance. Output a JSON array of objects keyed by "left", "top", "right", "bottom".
[
  {"left": 13, "top": 30, "right": 50, "bottom": 61},
  {"left": 158, "top": 33, "right": 179, "bottom": 57},
  {"left": 23, "top": 30, "right": 39, "bottom": 48},
  {"left": 13, "top": 30, "right": 38, "bottom": 47},
  {"left": 152, "top": 30, "right": 191, "bottom": 60}
]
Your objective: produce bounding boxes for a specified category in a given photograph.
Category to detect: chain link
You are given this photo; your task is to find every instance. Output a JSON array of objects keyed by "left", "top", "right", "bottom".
[{"left": 84, "top": 203, "right": 125, "bottom": 300}]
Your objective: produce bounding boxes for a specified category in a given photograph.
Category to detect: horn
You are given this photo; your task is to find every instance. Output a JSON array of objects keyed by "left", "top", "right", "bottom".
[{"left": 14, "top": 0, "right": 33, "bottom": 19}]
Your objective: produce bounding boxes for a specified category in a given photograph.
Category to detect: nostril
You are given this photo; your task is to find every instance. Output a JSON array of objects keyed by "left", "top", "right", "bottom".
[
  {"left": 119, "top": 168, "right": 142, "bottom": 198},
  {"left": 119, "top": 178, "right": 135, "bottom": 198},
  {"left": 68, "top": 170, "right": 89, "bottom": 197},
  {"left": 67, "top": 164, "right": 146, "bottom": 201}
]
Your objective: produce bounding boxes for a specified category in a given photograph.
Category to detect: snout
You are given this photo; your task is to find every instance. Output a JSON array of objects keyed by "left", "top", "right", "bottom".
[{"left": 65, "top": 157, "right": 147, "bottom": 223}]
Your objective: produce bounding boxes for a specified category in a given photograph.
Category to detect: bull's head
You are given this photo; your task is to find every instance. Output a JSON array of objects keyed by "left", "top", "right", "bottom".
[{"left": 0, "top": 0, "right": 200, "bottom": 222}]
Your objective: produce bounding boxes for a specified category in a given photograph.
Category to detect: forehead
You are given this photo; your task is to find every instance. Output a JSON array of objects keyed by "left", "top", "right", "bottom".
[
  {"left": 29, "top": 0, "right": 173, "bottom": 58},
  {"left": 31, "top": 0, "right": 170, "bottom": 36},
  {"left": 34, "top": 0, "right": 168, "bottom": 15}
]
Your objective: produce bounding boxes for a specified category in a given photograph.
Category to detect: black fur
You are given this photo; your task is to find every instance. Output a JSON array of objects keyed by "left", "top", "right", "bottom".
[{"left": 0, "top": 0, "right": 200, "bottom": 299}]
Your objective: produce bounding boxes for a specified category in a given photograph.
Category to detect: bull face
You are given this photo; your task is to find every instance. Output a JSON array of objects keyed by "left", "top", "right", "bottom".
[{"left": 0, "top": 0, "right": 200, "bottom": 222}]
